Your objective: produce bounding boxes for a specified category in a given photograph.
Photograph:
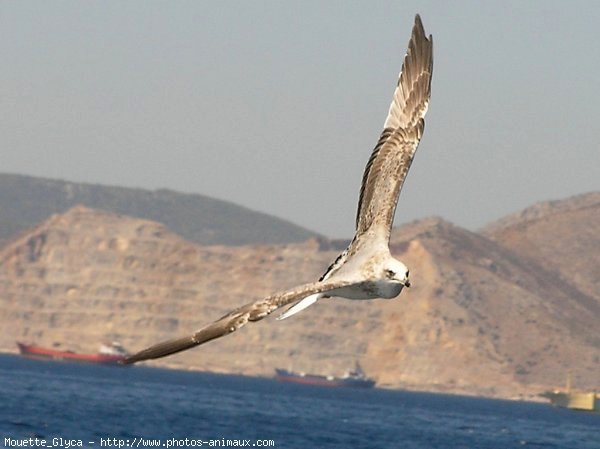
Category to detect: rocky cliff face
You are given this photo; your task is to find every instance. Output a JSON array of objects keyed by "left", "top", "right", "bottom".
[
  {"left": 367, "top": 218, "right": 599, "bottom": 395},
  {"left": 1, "top": 195, "right": 598, "bottom": 399},
  {"left": 483, "top": 192, "right": 600, "bottom": 305}
]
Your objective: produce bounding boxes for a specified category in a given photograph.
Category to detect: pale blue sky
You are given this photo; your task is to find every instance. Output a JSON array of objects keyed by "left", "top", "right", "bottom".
[{"left": 2, "top": 1, "right": 599, "bottom": 238}]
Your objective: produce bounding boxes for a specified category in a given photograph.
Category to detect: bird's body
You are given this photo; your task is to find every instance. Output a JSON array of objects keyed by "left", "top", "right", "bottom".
[{"left": 123, "top": 14, "right": 433, "bottom": 364}]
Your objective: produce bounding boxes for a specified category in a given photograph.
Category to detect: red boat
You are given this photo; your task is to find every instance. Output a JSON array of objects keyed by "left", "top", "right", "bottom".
[{"left": 16, "top": 341, "right": 129, "bottom": 365}]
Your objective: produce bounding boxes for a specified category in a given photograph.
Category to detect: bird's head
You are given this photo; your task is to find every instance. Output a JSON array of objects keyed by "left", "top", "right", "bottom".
[{"left": 383, "top": 259, "right": 411, "bottom": 288}]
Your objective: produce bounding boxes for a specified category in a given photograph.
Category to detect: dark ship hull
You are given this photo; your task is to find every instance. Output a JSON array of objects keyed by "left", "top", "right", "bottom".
[{"left": 275, "top": 368, "right": 375, "bottom": 388}]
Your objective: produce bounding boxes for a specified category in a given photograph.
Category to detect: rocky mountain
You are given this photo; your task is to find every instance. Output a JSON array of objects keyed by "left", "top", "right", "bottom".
[
  {"left": 1, "top": 193, "right": 598, "bottom": 399},
  {"left": 0, "top": 173, "right": 320, "bottom": 246},
  {"left": 483, "top": 192, "right": 600, "bottom": 304},
  {"left": 370, "top": 217, "right": 599, "bottom": 395}
]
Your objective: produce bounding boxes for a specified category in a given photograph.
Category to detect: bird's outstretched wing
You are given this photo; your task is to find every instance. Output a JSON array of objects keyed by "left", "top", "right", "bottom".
[
  {"left": 122, "top": 15, "right": 434, "bottom": 364},
  {"left": 122, "top": 279, "right": 352, "bottom": 364},
  {"left": 355, "top": 14, "right": 433, "bottom": 241}
]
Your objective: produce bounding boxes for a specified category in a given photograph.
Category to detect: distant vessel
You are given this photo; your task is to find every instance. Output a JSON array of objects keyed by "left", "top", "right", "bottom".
[
  {"left": 542, "top": 372, "right": 598, "bottom": 412},
  {"left": 16, "top": 341, "right": 129, "bottom": 365},
  {"left": 275, "top": 363, "right": 375, "bottom": 388},
  {"left": 543, "top": 391, "right": 599, "bottom": 412}
]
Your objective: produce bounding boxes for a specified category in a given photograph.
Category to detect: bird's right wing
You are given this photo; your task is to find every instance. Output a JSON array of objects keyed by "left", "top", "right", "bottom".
[{"left": 122, "top": 279, "right": 353, "bottom": 364}]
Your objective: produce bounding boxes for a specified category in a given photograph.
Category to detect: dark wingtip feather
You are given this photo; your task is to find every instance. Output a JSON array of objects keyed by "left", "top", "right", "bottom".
[
  {"left": 120, "top": 336, "right": 198, "bottom": 364},
  {"left": 414, "top": 14, "right": 424, "bottom": 32}
]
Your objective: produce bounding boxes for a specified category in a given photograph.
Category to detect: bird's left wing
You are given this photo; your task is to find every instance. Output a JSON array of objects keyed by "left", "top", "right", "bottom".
[
  {"left": 121, "top": 279, "right": 353, "bottom": 364},
  {"left": 355, "top": 15, "right": 433, "bottom": 242}
]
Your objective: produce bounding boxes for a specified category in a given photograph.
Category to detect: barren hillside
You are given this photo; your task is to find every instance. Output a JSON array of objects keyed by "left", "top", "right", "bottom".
[
  {"left": 483, "top": 192, "right": 600, "bottom": 304},
  {"left": 1, "top": 201, "right": 598, "bottom": 398},
  {"left": 0, "top": 173, "right": 320, "bottom": 246}
]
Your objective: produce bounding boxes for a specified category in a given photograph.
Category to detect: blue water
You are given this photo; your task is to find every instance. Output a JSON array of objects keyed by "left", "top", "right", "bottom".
[{"left": 0, "top": 355, "right": 597, "bottom": 449}]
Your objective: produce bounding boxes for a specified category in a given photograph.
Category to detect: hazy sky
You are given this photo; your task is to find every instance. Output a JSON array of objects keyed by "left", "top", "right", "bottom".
[{"left": 2, "top": 1, "right": 599, "bottom": 238}]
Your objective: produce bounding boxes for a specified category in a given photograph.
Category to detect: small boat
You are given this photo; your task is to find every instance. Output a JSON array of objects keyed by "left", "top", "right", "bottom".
[
  {"left": 541, "top": 371, "right": 599, "bottom": 412},
  {"left": 542, "top": 390, "right": 599, "bottom": 412},
  {"left": 16, "top": 341, "right": 129, "bottom": 365},
  {"left": 275, "top": 362, "right": 375, "bottom": 388}
]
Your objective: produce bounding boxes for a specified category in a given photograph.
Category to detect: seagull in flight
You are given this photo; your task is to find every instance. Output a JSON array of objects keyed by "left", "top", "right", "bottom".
[{"left": 123, "top": 14, "right": 433, "bottom": 364}]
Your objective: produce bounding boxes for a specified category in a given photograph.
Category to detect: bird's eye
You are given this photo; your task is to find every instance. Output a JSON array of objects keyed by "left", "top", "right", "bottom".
[
  {"left": 385, "top": 269, "right": 395, "bottom": 278},
  {"left": 406, "top": 270, "right": 410, "bottom": 277}
]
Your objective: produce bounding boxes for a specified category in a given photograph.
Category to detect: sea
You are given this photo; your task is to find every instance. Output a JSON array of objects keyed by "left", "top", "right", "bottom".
[{"left": 0, "top": 355, "right": 597, "bottom": 449}]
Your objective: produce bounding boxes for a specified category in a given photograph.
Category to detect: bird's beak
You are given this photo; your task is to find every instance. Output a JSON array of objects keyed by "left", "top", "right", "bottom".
[{"left": 404, "top": 280, "right": 411, "bottom": 288}]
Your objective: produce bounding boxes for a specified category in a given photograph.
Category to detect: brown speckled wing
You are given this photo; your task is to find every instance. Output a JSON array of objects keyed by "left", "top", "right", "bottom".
[
  {"left": 355, "top": 15, "right": 433, "bottom": 241},
  {"left": 121, "top": 279, "right": 352, "bottom": 364}
]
